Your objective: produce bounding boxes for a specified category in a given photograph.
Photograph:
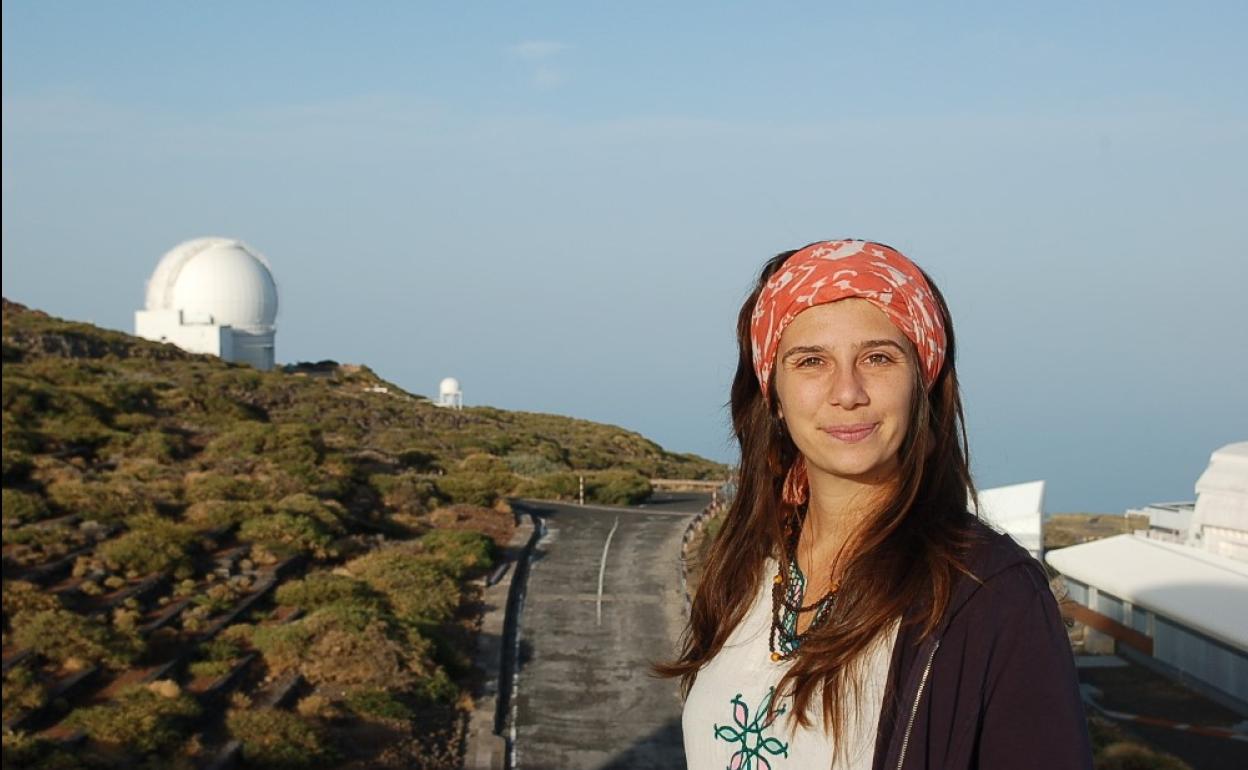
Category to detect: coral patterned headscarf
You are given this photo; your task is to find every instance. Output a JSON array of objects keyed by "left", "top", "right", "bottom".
[{"left": 750, "top": 240, "right": 947, "bottom": 401}]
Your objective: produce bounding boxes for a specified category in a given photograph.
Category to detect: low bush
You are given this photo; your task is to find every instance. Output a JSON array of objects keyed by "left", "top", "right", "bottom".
[
  {"left": 437, "top": 467, "right": 518, "bottom": 507},
  {"left": 274, "top": 572, "right": 382, "bottom": 612},
  {"left": 343, "top": 688, "right": 414, "bottom": 721},
  {"left": 66, "top": 683, "right": 200, "bottom": 754},
  {"left": 98, "top": 514, "right": 197, "bottom": 578},
  {"left": 45, "top": 477, "right": 155, "bottom": 522},
  {"left": 2, "top": 448, "right": 35, "bottom": 484},
  {"left": 586, "top": 469, "right": 652, "bottom": 505},
  {"left": 252, "top": 604, "right": 436, "bottom": 691},
  {"left": 346, "top": 548, "right": 460, "bottom": 625},
  {"left": 11, "top": 608, "right": 143, "bottom": 669},
  {"left": 2, "top": 665, "right": 48, "bottom": 723},
  {"left": 1, "top": 488, "right": 51, "bottom": 527},
  {"left": 504, "top": 451, "right": 569, "bottom": 476},
  {"left": 239, "top": 512, "right": 333, "bottom": 558},
  {"left": 2, "top": 580, "right": 62, "bottom": 629},
  {"left": 514, "top": 471, "right": 580, "bottom": 501},
  {"left": 1095, "top": 741, "right": 1192, "bottom": 770},
  {"left": 369, "top": 471, "right": 441, "bottom": 514},
  {"left": 227, "top": 707, "right": 333, "bottom": 769},
  {"left": 185, "top": 499, "right": 270, "bottom": 531},
  {"left": 274, "top": 493, "right": 344, "bottom": 530},
  {"left": 420, "top": 529, "right": 495, "bottom": 578},
  {"left": 184, "top": 472, "right": 265, "bottom": 503},
  {"left": 203, "top": 423, "right": 323, "bottom": 469}
]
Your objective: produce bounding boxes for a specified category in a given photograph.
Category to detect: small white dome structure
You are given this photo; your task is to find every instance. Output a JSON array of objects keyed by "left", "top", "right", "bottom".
[
  {"left": 437, "top": 377, "right": 463, "bottom": 409},
  {"left": 135, "top": 238, "right": 279, "bottom": 370}
]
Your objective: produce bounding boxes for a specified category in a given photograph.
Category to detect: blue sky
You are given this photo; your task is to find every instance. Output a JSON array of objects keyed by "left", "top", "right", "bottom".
[{"left": 3, "top": 1, "right": 1245, "bottom": 513}]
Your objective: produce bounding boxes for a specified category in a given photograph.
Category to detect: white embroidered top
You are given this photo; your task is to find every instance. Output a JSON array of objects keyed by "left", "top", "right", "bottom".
[{"left": 682, "top": 559, "right": 899, "bottom": 770}]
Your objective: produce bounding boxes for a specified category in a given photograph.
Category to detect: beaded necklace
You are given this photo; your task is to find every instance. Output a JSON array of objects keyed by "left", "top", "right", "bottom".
[{"left": 768, "top": 517, "right": 840, "bottom": 662}]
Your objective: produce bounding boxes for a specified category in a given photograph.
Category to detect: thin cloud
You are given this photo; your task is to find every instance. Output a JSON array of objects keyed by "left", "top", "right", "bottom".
[
  {"left": 507, "top": 40, "right": 571, "bottom": 90},
  {"left": 508, "top": 40, "right": 567, "bottom": 61}
]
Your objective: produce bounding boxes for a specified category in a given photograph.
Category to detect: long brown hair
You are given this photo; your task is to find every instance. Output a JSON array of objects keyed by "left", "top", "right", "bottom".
[{"left": 656, "top": 244, "right": 980, "bottom": 740}]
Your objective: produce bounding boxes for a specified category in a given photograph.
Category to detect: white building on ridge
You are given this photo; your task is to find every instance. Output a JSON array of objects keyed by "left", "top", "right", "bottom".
[
  {"left": 973, "top": 480, "right": 1045, "bottom": 560},
  {"left": 1046, "top": 442, "right": 1248, "bottom": 713},
  {"left": 135, "top": 238, "right": 279, "bottom": 370},
  {"left": 437, "top": 377, "right": 463, "bottom": 409}
]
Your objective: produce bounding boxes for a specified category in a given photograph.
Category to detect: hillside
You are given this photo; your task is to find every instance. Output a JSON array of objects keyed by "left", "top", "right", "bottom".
[{"left": 1, "top": 298, "right": 727, "bottom": 769}]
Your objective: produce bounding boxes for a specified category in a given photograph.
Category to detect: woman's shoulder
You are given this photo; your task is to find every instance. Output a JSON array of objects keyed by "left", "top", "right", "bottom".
[{"left": 947, "top": 514, "right": 1054, "bottom": 623}]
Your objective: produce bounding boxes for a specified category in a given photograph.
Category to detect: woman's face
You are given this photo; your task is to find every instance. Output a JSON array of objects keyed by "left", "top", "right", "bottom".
[{"left": 773, "top": 299, "right": 917, "bottom": 487}]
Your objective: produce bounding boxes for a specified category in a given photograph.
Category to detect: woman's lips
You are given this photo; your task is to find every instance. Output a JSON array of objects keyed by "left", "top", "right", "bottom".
[{"left": 822, "top": 423, "right": 878, "bottom": 443}]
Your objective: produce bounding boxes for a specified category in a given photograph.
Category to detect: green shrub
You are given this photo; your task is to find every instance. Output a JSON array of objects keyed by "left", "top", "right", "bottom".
[
  {"left": 369, "top": 471, "right": 441, "bottom": 513},
  {"left": 274, "top": 572, "right": 382, "bottom": 612},
  {"left": 1095, "top": 741, "right": 1192, "bottom": 770},
  {"left": 437, "top": 469, "right": 518, "bottom": 507},
  {"left": 0, "top": 731, "right": 81, "bottom": 770},
  {"left": 187, "top": 633, "right": 244, "bottom": 678},
  {"left": 187, "top": 658, "right": 234, "bottom": 680},
  {"left": 11, "top": 608, "right": 143, "bottom": 669},
  {"left": 98, "top": 514, "right": 197, "bottom": 578},
  {"left": 39, "top": 412, "right": 116, "bottom": 451},
  {"left": 2, "top": 580, "right": 62, "bottom": 624},
  {"left": 185, "top": 499, "right": 269, "bottom": 531},
  {"left": 457, "top": 453, "right": 509, "bottom": 473},
  {"left": 252, "top": 604, "right": 437, "bottom": 691},
  {"left": 226, "top": 707, "right": 332, "bottom": 769},
  {"left": 1, "top": 489, "right": 51, "bottom": 527},
  {"left": 66, "top": 684, "right": 200, "bottom": 754},
  {"left": 504, "top": 451, "right": 569, "bottom": 476},
  {"left": 239, "top": 512, "right": 333, "bottom": 557},
  {"left": 184, "top": 472, "right": 265, "bottom": 503},
  {"left": 343, "top": 688, "right": 414, "bottom": 721},
  {"left": 203, "top": 423, "right": 322, "bottom": 468},
  {"left": 514, "top": 471, "right": 580, "bottom": 501},
  {"left": 2, "top": 448, "right": 35, "bottom": 484},
  {"left": 274, "top": 493, "right": 343, "bottom": 530},
  {"left": 346, "top": 549, "right": 460, "bottom": 625},
  {"left": 102, "top": 380, "right": 158, "bottom": 413},
  {"left": 586, "top": 470, "right": 652, "bottom": 505},
  {"left": 3, "top": 665, "right": 48, "bottom": 723},
  {"left": 421, "top": 529, "right": 494, "bottom": 577},
  {"left": 396, "top": 448, "right": 438, "bottom": 471},
  {"left": 45, "top": 478, "right": 154, "bottom": 522},
  {"left": 125, "top": 430, "right": 188, "bottom": 462}
]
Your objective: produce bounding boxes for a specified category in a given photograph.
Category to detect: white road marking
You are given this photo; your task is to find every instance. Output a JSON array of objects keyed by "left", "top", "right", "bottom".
[{"left": 596, "top": 516, "right": 620, "bottom": 626}]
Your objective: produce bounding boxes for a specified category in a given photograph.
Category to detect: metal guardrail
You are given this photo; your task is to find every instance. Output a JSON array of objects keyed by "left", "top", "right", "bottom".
[{"left": 677, "top": 479, "right": 736, "bottom": 615}]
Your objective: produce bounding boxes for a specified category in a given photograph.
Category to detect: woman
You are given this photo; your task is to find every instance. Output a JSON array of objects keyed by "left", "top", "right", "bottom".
[{"left": 658, "top": 240, "right": 1091, "bottom": 769}]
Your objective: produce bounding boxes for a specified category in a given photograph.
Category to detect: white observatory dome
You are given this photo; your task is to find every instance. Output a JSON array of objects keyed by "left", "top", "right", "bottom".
[
  {"left": 145, "top": 238, "right": 278, "bottom": 331},
  {"left": 440, "top": 377, "right": 461, "bottom": 397}
]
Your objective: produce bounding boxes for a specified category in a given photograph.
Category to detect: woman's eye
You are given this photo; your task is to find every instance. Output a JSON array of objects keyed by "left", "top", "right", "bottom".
[
  {"left": 795, "top": 356, "right": 822, "bottom": 368},
  {"left": 864, "top": 352, "right": 894, "bottom": 366}
]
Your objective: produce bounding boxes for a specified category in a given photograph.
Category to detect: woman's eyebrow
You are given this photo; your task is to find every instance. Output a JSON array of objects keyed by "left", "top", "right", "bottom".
[
  {"left": 782, "top": 340, "right": 907, "bottom": 359},
  {"left": 856, "top": 339, "right": 907, "bottom": 352},
  {"left": 781, "top": 345, "right": 827, "bottom": 359}
]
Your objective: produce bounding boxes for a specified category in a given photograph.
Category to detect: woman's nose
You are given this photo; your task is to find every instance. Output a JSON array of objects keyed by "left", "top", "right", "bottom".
[{"left": 828, "top": 364, "right": 869, "bottom": 407}]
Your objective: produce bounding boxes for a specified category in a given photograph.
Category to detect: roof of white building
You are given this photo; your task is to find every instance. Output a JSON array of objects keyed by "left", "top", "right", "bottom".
[
  {"left": 1046, "top": 533, "right": 1248, "bottom": 652},
  {"left": 972, "top": 480, "right": 1044, "bottom": 555},
  {"left": 145, "top": 238, "right": 278, "bottom": 331}
]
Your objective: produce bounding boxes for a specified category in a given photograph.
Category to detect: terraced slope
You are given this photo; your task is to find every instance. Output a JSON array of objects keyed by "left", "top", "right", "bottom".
[{"left": 1, "top": 298, "right": 726, "bottom": 769}]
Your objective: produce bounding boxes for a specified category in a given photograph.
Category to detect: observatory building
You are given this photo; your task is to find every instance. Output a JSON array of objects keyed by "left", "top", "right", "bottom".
[
  {"left": 135, "top": 238, "right": 279, "bottom": 370},
  {"left": 1047, "top": 442, "right": 1248, "bottom": 712},
  {"left": 973, "top": 480, "right": 1045, "bottom": 560},
  {"left": 437, "top": 377, "right": 463, "bottom": 409}
]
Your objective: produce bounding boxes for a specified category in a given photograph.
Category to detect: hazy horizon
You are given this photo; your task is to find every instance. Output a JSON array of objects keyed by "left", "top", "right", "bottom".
[{"left": 4, "top": 2, "right": 1245, "bottom": 513}]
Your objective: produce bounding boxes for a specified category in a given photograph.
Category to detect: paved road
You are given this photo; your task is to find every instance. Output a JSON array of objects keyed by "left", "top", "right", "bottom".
[{"left": 510, "top": 493, "right": 707, "bottom": 770}]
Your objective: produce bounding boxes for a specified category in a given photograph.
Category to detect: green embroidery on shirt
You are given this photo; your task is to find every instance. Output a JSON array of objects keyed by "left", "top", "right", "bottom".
[{"left": 712, "top": 687, "right": 790, "bottom": 770}]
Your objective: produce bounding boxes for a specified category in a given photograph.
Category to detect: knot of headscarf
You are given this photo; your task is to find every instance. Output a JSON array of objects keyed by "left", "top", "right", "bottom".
[{"left": 750, "top": 240, "right": 947, "bottom": 402}]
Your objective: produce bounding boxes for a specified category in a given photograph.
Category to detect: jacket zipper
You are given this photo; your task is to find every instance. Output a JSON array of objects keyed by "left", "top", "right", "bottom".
[{"left": 896, "top": 639, "right": 940, "bottom": 770}]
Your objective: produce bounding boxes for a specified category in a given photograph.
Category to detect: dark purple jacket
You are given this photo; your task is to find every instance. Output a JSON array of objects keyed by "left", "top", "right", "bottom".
[{"left": 871, "top": 518, "right": 1093, "bottom": 770}]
